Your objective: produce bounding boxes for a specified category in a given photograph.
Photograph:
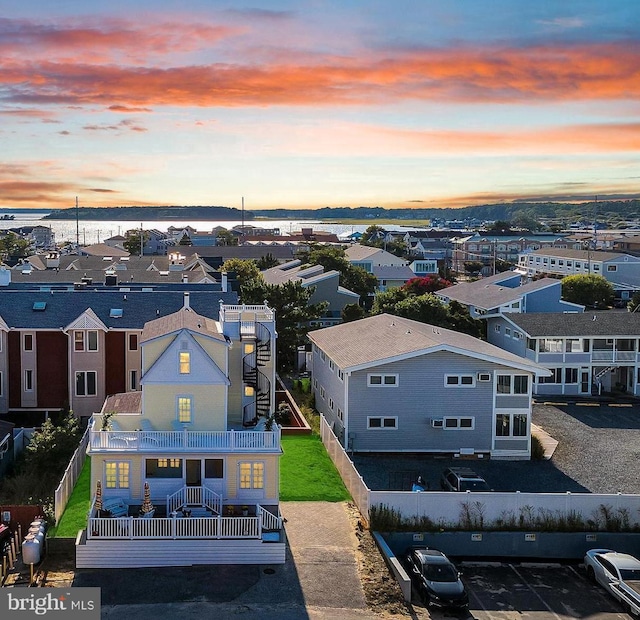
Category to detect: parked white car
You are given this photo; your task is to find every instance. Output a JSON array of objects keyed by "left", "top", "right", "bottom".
[{"left": 584, "top": 548, "right": 640, "bottom": 616}]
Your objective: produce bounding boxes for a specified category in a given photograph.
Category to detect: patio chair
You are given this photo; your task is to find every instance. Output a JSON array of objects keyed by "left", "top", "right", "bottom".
[
  {"left": 140, "top": 419, "right": 155, "bottom": 432},
  {"left": 141, "top": 509, "right": 155, "bottom": 519}
]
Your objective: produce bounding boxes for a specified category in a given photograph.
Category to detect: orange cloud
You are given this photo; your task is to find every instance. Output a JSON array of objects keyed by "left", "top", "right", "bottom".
[{"left": 1, "top": 40, "right": 639, "bottom": 108}]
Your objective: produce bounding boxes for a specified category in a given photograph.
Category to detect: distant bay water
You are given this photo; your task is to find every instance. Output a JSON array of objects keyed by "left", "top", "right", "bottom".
[{"left": 0, "top": 214, "right": 422, "bottom": 246}]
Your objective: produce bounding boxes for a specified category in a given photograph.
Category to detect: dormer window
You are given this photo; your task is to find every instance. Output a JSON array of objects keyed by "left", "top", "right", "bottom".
[{"left": 179, "top": 351, "right": 191, "bottom": 374}]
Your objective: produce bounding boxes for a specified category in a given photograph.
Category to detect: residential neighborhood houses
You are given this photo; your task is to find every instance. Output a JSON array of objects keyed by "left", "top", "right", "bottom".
[{"left": 3, "top": 217, "right": 640, "bottom": 598}]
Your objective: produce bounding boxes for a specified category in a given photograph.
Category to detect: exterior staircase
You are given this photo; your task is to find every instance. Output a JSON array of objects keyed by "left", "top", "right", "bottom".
[{"left": 242, "top": 322, "right": 272, "bottom": 427}]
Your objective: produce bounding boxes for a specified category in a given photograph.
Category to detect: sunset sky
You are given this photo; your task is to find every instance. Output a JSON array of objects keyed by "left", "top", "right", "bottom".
[{"left": 2, "top": 1, "right": 639, "bottom": 211}]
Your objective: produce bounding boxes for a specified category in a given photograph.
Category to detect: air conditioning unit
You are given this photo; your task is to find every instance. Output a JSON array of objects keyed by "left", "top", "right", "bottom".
[
  {"left": 431, "top": 418, "right": 444, "bottom": 428},
  {"left": 477, "top": 373, "right": 491, "bottom": 382}
]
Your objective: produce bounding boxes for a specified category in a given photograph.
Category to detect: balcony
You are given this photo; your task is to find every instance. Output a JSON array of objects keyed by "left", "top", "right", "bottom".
[{"left": 88, "top": 422, "right": 281, "bottom": 453}]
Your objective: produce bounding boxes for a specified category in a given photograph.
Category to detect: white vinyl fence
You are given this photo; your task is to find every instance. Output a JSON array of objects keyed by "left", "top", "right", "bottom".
[
  {"left": 54, "top": 425, "right": 91, "bottom": 524},
  {"left": 319, "top": 416, "right": 369, "bottom": 516},
  {"left": 319, "top": 415, "right": 640, "bottom": 529}
]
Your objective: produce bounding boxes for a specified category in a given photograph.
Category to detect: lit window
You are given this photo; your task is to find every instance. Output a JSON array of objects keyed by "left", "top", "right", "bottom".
[
  {"left": 244, "top": 343, "right": 255, "bottom": 355},
  {"left": 179, "top": 351, "right": 190, "bottom": 374},
  {"left": 105, "top": 462, "right": 130, "bottom": 489},
  {"left": 239, "top": 462, "right": 264, "bottom": 489},
  {"left": 177, "top": 397, "right": 192, "bottom": 423},
  {"left": 245, "top": 386, "right": 255, "bottom": 397}
]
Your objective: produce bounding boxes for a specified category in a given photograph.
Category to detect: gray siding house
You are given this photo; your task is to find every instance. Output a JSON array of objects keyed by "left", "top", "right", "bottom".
[
  {"left": 436, "top": 271, "right": 583, "bottom": 319},
  {"left": 487, "top": 312, "right": 640, "bottom": 397},
  {"left": 308, "top": 314, "right": 549, "bottom": 459}
]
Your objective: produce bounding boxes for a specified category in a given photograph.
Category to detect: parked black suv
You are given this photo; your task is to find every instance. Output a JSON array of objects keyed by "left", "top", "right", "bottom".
[{"left": 440, "top": 467, "right": 490, "bottom": 492}]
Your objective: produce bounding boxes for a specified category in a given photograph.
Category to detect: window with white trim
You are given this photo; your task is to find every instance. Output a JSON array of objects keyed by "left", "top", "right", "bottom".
[
  {"left": 367, "top": 416, "right": 397, "bottom": 430},
  {"left": 105, "top": 461, "right": 130, "bottom": 488},
  {"left": 239, "top": 462, "right": 264, "bottom": 489},
  {"left": 444, "top": 417, "right": 474, "bottom": 430},
  {"left": 607, "top": 264, "right": 617, "bottom": 272},
  {"left": 538, "top": 368, "right": 562, "bottom": 384},
  {"left": 320, "top": 350, "right": 326, "bottom": 362},
  {"left": 24, "top": 334, "right": 33, "bottom": 352},
  {"left": 319, "top": 386, "right": 325, "bottom": 400},
  {"left": 328, "top": 398, "right": 334, "bottom": 411},
  {"left": 337, "top": 408, "right": 343, "bottom": 421},
  {"left": 505, "top": 327, "right": 511, "bottom": 337},
  {"left": 445, "top": 374, "right": 474, "bottom": 387},
  {"left": 177, "top": 396, "right": 192, "bottom": 423},
  {"left": 337, "top": 369, "right": 344, "bottom": 381},
  {"left": 367, "top": 374, "right": 398, "bottom": 387},
  {"left": 24, "top": 369, "right": 33, "bottom": 392},
  {"left": 128, "top": 334, "right": 138, "bottom": 351},
  {"left": 495, "top": 413, "right": 528, "bottom": 437},
  {"left": 74, "top": 330, "right": 98, "bottom": 352},
  {"left": 75, "top": 371, "right": 97, "bottom": 396},
  {"left": 539, "top": 338, "right": 563, "bottom": 353},
  {"left": 0, "top": 370, "right": 2, "bottom": 396},
  {"left": 497, "top": 375, "right": 528, "bottom": 394},
  {"left": 130, "top": 370, "right": 137, "bottom": 391}
]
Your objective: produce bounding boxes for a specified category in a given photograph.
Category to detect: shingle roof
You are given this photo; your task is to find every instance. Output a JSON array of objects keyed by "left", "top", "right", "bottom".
[
  {"left": 308, "top": 313, "right": 547, "bottom": 373},
  {"left": 0, "top": 289, "right": 237, "bottom": 329},
  {"left": 506, "top": 311, "right": 640, "bottom": 337},
  {"left": 102, "top": 391, "right": 142, "bottom": 414},
  {"left": 141, "top": 307, "right": 225, "bottom": 342},
  {"left": 372, "top": 265, "right": 416, "bottom": 280},
  {"left": 437, "top": 276, "right": 561, "bottom": 309},
  {"left": 344, "top": 244, "right": 382, "bottom": 261}
]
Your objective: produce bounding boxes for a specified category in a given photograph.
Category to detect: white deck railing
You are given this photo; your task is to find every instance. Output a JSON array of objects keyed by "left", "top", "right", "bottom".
[
  {"left": 166, "top": 486, "right": 222, "bottom": 515},
  {"left": 258, "top": 505, "right": 282, "bottom": 531},
  {"left": 89, "top": 426, "right": 281, "bottom": 452},
  {"left": 87, "top": 515, "right": 261, "bottom": 540}
]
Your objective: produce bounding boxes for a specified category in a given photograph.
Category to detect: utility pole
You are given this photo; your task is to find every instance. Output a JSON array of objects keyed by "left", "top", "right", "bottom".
[
  {"left": 75, "top": 196, "right": 79, "bottom": 247},
  {"left": 140, "top": 223, "right": 143, "bottom": 258}
]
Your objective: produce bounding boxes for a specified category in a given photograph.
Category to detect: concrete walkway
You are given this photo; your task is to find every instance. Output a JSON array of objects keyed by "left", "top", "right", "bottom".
[
  {"left": 531, "top": 423, "right": 559, "bottom": 459},
  {"left": 279, "top": 501, "right": 368, "bottom": 616}
]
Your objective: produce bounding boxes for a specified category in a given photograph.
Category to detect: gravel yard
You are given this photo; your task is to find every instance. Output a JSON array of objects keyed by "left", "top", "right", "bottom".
[{"left": 352, "top": 401, "right": 640, "bottom": 494}]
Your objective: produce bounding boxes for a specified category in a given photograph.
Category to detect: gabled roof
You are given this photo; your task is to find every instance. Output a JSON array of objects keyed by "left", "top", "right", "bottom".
[
  {"left": 308, "top": 313, "right": 549, "bottom": 375},
  {"left": 504, "top": 311, "right": 640, "bottom": 338},
  {"left": 141, "top": 307, "right": 226, "bottom": 343},
  {"left": 79, "top": 243, "right": 130, "bottom": 257},
  {"left": 344, "top": 244, "right": 383, "bottom": 261}
]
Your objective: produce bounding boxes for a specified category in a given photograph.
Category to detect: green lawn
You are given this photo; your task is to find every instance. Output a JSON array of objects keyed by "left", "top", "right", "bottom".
[
  {"left": 49, "top": 458, "right": 91, "bottom": 538},
  {"left": 280, "top": 435, "right": 350, "bottom": 501}
]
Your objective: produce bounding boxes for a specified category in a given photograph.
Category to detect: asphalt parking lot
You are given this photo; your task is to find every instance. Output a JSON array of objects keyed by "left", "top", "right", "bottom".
[
  {"left": 352, "top": 401, "right": 640, "bottom": 494},
  {"left": 423, "top": 562, "right": 630, "bottom": 619}
]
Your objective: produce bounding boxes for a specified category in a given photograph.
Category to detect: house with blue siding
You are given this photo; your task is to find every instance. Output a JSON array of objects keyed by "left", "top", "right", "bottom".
[
  {"left": 435, "top": 271, "right": 583, "bottom": 319},
  {"left": 308, "top": 314, "right": 549, "bottom": 459},
  {"left": 487, "top": 312, "right": 640, "bottom": 397}
]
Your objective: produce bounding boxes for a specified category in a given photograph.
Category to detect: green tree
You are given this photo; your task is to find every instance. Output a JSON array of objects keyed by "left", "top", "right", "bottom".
[
  {"left": 361, "top": 225, "right": 386, "bottom": 245},
  {"left": 122, "top": 229, "right": 150, "bottom": 255},
  {"left": 304, "top": 245, "right": 377, "bottom": 303},
  {"left": 221, "top": 258, "right": 262, "bottom": 291},
  {"left": 370, "top": 287, "right": 409, "bottom": 315},
  {"left": 561, "top": 274, "right": 615, "bottom": 308},
  {"left": 341, "top": 303, "right": 366, "bottom": 323},
  {"left": 464, "top": 261, "right": 484, "bottom": 276},
  {"left": 256, "top": 253, "right": 279, "bottom": 270},
  {"left": 216, "top": 229, "right": 238, "bottom": 246},
  {"left": 0, "top": 232, "right": 30, "bottom": 259},
  {"left": 393, "top": 293, "right": 450, "bottom": 325},
  {"left": 628, "top": 291, "right": 640, "bottom": 313},
  {"left": 241, "top": 279, "right": 327, "bottom": 371}
]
